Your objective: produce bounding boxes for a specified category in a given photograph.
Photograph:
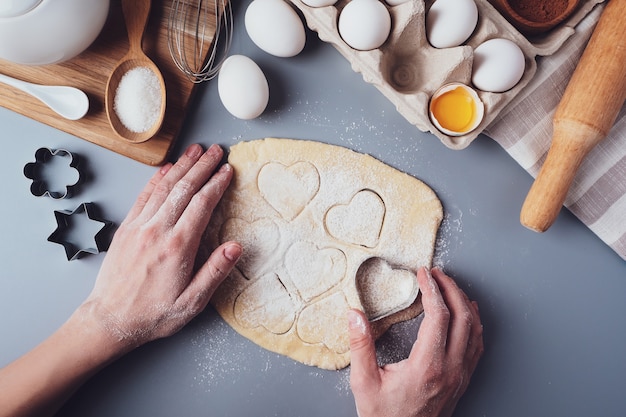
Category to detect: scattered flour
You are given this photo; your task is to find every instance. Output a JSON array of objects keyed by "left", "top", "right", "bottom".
[
  {"left": 189, "top": 315, "right": 353, "bottom": 397},
  {"left": 433, "top": 205, "right": 464, "bottom": 269},
  {"left": 190, "top": 318, "right": 253, "bottom": 390},
  {"left": 189, "top": 312, "right": 425, "bottom": 397}
]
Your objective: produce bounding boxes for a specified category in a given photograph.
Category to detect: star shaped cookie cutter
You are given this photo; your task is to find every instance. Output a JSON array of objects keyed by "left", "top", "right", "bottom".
[
  {"left": 23, "top": 148, "right": 82, "bottom": 199},
  {"left": 48, "top": 202, "right": 114, "bottom": 261}
]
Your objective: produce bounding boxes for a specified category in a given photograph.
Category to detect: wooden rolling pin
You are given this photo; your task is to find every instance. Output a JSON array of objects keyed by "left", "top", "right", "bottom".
[{"left": 520, "top": 0, "right": 626, "bottom": 232}]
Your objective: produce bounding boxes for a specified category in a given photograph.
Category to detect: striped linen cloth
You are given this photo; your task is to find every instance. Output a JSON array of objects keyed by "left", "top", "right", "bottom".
[{"left": 484, "top": 4, "right": 626, "bottom": 261}]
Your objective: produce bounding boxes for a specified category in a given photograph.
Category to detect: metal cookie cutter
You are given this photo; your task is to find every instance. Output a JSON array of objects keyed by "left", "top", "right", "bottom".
[
  {"left": 48, "top": 202, "right": 114, "bottom": 261},
  {"left": 24, "top": 148, "right": 82, "bottom": 199}
]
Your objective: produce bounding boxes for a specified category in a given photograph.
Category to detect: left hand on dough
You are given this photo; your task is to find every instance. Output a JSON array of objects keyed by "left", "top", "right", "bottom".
[
  {"left": 81, "top": 144, "right": 242, "bottom": 350},
  {"left": 348, "top": 267, "right": 484, "bottom": 417}
]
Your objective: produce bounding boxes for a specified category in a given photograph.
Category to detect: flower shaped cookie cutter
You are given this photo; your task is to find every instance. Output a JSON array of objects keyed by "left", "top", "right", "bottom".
[
  {"left": 48, "top": 202, "right": 113, "bottom": 261},
  {"left": 23, "top": 148, "right": 82, "bottom": 199}
]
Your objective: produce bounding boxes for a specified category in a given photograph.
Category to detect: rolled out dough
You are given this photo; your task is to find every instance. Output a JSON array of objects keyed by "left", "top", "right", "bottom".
[{"left": 204, "top": 138, "right": 443, "bottom": 370}]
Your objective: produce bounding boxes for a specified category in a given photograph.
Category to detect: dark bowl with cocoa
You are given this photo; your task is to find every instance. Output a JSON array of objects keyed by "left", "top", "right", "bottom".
[{"left": 489, "top": 0, "right": 583, "bottom": 35}]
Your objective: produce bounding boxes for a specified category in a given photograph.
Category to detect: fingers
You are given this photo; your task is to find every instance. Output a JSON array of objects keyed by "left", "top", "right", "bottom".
[
  {"left": 431, "top": 268, "right": 484, "bottom": 368},
  {"left": 140, "top": 144, "right": 224, "bottom": 224},
  {"left": 414, "top": 268, "right": 484, "bottom": 374},
  {"left": 431, "top": 268, "right": 473, "bottom": 359},
  {"left": 467, "top": 300, "right": 484, "bottom": 372},
  {"left": 178, "top": 241, "right": 243, "bottom": 315},
  {"left": 409, "top": 267, "right": 449, "bottom": 364},
  {"left": 175, "top": 162, "right": 233, "bottom": 237},
  {"left": 348, "top": 309, "right": 382, "bottom": 394},
  {"left": 158, "top": 144, "right": 225, "bottom": 225}
]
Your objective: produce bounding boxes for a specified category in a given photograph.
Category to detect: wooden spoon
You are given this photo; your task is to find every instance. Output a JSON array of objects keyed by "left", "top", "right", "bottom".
[{"left": 105, "top": 0, "right": 166, "bottom": 143}]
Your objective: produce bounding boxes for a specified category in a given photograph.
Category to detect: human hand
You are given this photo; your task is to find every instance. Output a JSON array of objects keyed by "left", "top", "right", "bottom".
[
  {"left": 81, "top": 144, "right": 242, "bottom": 351},
  {"left": 348, "top": 267, "right": 483, "bottom": 417}
]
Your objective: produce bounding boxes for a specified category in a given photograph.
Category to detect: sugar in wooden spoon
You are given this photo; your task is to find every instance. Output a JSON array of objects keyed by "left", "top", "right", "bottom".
[{"left": 105, "top": 0, "right": 166, "bottom": 143}]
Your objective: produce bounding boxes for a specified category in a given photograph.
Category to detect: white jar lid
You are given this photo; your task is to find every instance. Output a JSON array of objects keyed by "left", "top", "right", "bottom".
[{"left": 0, "top": 0, "right": 42, "bottom": 18}]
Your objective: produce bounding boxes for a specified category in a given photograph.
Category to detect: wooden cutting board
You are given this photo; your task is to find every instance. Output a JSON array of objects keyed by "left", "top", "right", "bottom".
[{"left": 0, "top": 0, "right": 219, "bottom": 166}]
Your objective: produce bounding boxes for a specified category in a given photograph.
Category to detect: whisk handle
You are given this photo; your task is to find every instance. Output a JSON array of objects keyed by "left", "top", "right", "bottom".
[{"left": 122, "top": 0, "right": 152, "bottom": 53}]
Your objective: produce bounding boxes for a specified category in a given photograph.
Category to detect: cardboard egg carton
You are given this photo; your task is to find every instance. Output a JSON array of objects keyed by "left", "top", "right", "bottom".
[{"left": 288, "top": 0, "right": 605, "bottom": 149}]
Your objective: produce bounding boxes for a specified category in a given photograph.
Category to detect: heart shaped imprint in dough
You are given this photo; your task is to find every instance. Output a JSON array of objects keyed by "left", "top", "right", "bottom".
[
  {"left": 284, "top": 241, "right": 347, "bottom": 302},
  {"left": 258, "top": 161, "right": 320, "bottom": 220},
  {"left": 297, "top": 291, "right": 350, "bottom": 354},
  {"left": 356, "top": 257, "right": 419, "bottom": 321},
  {"left": 220, "top": 218, "right": 280, "bottom": 279},
  {"left": 234, "top": 273, "right": 297, "bottom": 334},
  {"left": 325, "top": 189, "right": 385, "bottom": 248}
]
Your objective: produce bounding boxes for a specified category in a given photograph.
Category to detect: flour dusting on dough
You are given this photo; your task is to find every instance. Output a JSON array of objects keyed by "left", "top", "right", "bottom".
[{"left": 205, "top": 138, "right": 443, "bottom": 370}]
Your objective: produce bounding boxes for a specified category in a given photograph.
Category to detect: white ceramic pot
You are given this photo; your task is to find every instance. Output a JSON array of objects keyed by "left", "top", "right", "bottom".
[{"left": 0, "top": 0, "right": 110, "bottom": 65}]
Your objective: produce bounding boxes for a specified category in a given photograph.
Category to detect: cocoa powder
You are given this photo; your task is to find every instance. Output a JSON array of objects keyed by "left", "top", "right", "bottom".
[{"left": 509, "top": 0, "right": 569, "bottom": 23}]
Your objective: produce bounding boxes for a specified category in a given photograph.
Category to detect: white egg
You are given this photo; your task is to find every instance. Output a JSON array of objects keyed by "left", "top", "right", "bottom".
[
  {"left": 426, "top": 0, "right": 478, "bottom": 49},
  {"left": 245, "top": 0, "right": 306, "bottom": 58},
  {"left": 218, "top": 55, "right": 269, "bottom": 120},
  {"left": 301, "top": 0, "right": 337, "bottom": 7},
  {"left": 472, "top": 38, "right": 526, "bottom": 93},
  {"left": 338, "top": 0, "right": 391, "bottom": 51}
]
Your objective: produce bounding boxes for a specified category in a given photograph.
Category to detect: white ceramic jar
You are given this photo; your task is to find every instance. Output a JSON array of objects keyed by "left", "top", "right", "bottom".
[{"left": 0, "top": 0, "right": 110, "bottom": 65}]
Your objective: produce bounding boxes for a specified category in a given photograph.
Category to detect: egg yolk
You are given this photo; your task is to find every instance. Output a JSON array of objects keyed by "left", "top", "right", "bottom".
[{"left": 430, "top": 87, "right": 478, "bottom": 133}]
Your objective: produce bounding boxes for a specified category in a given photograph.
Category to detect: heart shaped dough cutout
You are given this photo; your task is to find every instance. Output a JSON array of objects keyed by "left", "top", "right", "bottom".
[
  {"left": 258, "top": 161, "right": 320, "bottom": 220},
  {"left": 325, "top": 190, "right": 385, "bottom": 248},
  {"left": 284, "top": 241, "right": 347, "bottom": 301},
  {"left": 296, "top": 292, "right": 350, "bottom": 354},
  {"left": 234, "top": 273, "right": 297, "bottom": 334}
]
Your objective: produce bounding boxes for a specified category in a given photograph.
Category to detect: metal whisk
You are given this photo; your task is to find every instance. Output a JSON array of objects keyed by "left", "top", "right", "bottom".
[{"left": 167, "top": 0, "right": 233, "bottom": 83}]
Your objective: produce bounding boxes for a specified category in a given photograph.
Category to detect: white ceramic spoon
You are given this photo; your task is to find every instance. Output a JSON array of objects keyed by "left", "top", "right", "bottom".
[{"left": 0, "top": 73, "right": 89, "bottom": 120}]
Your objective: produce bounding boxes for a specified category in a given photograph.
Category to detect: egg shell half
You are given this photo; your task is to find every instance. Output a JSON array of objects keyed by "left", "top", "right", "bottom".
[
  {"left": 429, "top": 83, "right": 484, "bottom": 136},
  {"left": 338, "top": 0, "right": 391, "bottom": 51},
  {"left": 426, "top": 0, "right": 478, "bottom": 49},
  {"left": 218, "top": 55, "right": 270, "bottom": 120},
  {"left": 472, "top": 38, "right": 526, "bottom": 93},
  {"left": 245, "top": 0, "right": 306, "bottom": 58}
]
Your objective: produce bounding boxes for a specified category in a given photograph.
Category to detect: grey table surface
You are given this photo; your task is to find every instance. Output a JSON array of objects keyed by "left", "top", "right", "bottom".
[{"left": 1, "top": 2, "right": 625, "bottom": 416}]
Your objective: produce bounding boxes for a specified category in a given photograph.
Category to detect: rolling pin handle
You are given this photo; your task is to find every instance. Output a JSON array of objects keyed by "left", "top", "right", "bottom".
[{"left": 520, "top": 123, "right": 603, "bottom": 232}]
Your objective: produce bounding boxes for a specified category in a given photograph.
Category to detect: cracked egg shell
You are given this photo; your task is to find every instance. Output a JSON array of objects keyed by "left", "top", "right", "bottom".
[{"left": 429, "top": 83, "right": 484, "bottom": 136}]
